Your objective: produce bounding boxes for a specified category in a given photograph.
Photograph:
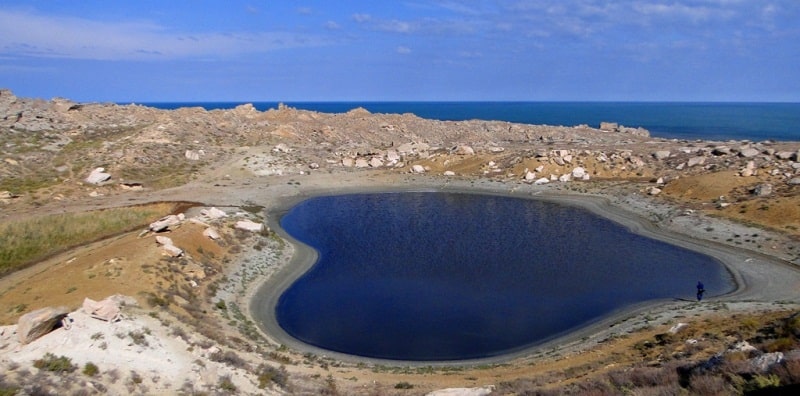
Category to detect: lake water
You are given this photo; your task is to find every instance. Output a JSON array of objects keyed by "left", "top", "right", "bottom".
[{"left": 275, "top": 192, "right": 734, "bottom": 361}]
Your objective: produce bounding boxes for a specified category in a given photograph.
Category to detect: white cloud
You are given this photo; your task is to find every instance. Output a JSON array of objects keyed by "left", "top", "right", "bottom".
[
  {"left": 324, "top": 21, "right": 341, "bottom": 30},
  {"left": 396, "top": 46, "right": 412, "bottom": 54},
  {"left": 0, "top": 10, "right": 328, "bottom": 61},
  {"left": 378, "top": 20, "right": 414, "bottom": 33},
  {"left": 352, "top": 13, "right": 372, "bottom": 23}
]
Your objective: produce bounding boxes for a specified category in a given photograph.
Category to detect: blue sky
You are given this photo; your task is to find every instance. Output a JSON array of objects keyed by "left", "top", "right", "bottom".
[{"left": 0, "top": 0, "right": 798, "bottom": 102}]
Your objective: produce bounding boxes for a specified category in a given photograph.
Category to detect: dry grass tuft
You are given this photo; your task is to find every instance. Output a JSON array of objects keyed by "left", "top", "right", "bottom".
[{"left": 0, "top": 203, "right": 175, "bottom": 275}]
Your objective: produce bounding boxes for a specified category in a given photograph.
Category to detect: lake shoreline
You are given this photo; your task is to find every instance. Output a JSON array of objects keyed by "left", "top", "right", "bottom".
[{"left": 243, "top": 174, "right": 800, "bottom": 366}]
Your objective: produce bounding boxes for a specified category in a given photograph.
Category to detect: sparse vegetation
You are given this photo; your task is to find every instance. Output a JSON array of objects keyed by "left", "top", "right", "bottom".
[
  {"left": 394, "top": 381, "right": 414, "bottom": 389},
  {"left": 82, "top": 362, "right": 99, "bottom": 377},
  {"left": 257, "top": 364, "right": 289, "bottom": 389},
  {"left": 0, "top": 203, "right": 175, "bottom": 275},
  {"left": 32, "top": 353, "right": 76, "bottom": 374}
]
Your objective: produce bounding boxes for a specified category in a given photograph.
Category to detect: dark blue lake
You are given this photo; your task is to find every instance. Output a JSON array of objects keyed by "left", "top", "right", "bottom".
[{"left": 276, "top": 192, "right": 734, "bottom": 361}]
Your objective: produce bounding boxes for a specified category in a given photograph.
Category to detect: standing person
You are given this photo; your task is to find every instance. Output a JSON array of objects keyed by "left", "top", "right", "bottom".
[{"left": 696, "top": 281, "right": 705, "bottom": 301}]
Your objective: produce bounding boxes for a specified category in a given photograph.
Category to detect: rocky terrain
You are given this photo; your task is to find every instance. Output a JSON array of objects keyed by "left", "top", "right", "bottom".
[{"left": 1, "top": 89, "right": 800, "bottom": 395}]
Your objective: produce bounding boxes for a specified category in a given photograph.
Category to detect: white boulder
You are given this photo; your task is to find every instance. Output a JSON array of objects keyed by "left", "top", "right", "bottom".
[
  {"left": 85, "top": 167, "right": 111, "bottom": 184},
  {"left": 235, "top": 219, "right": 264, "bottom": 232}
]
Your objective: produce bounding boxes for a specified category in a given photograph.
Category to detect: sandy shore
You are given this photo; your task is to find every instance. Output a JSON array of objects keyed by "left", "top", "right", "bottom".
[{"left": 218, "top": 172, "right": 800, "bottom": 366}]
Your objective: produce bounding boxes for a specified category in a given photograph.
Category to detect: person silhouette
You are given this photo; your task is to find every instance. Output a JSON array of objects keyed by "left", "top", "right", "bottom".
[{"left": 696, "top": 281, "right": 705, "bottom": 301}]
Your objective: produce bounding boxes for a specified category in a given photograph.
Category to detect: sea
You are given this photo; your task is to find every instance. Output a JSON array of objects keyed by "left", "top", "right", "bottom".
[{"left": 141, "top": 101, "right": 800, "bottom": 142}]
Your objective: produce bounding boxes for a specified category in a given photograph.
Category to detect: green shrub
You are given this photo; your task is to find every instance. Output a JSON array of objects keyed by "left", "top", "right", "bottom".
[
  {"left": 218, "top": 375, "right": 236, "bottom": 393},
  {"left": 83, "top": 362, "right": 99, "bottom": 376},
  {"left": 33, "top": 353, "right": 76, "bottom": 374},
  {"left": 257, "top": 364, "right": 288, "bottom": 389},
  {"left": 395, "top": 381, "right": 414, "bottom": 389}
]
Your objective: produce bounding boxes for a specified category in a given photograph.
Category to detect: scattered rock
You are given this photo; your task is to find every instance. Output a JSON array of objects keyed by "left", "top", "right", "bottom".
[
  {"left": 17, "top": 306, "right": 70, "bottom": 344},
  {"left": 235, "top": 219, "right": 263, "bottom": 232},
  {"left": 740, "top": 161, "right": 756, "bottom": 177},
  {"left": 185, "top": 150, "right": 202, "bottom": 160},
  {"left": 571, "top": 167, "right": 586, "bottom": 179},
  {"left": 162, "top": 244, "right": 184, "bottom": 257},
  {"left": 203, "top": 227, "right": 221, "bottom": 240},
  {"left": 149, "top": 214, "right": 183, "bottom": 232},
  {"left": 454, "top": 145, "right": 475, "bottom": 155},
  {"left": 739, "top": 148, "right": 760, "bottom": 158},
  {"left": 687, "top": 156, "right": 706, "bottom": 167},
  {"left": 599, "top": 122, "right": 618, "bottom": 132},
  {"left": 155, "top": 236, "right": 174, "bottom": 246},
  {"left": 750, "top": 352, "right": 784, "bottom": 372},
  {"left": 533, "top": 177, "right": 550, "bottom": 185},
  {"left": 669, "top": 323, "right": 688, "bottom": 334},
  {"left": 369, "top": 157, "right": 383, "bottom": 168},
  {"left": 411, "top": 164, "right": 426, "bottom": 173},
  {"left": 426, "top": 385, "right": 496, "bottom": 396},
  {"left": 752, "top": 183, "right": 773, "bottom": 197},
  {"left": 443, "top": 171, "right": 455, "bottom": 176},
  {"left": 85, "top": 167, "right": 111, "bottom": 184},
  {"left": 653, "top": 150, "right": 671, "bottom": 160},
  {"left": 712, "top": 146, "right": 731, "bottom": 156},
  {"left": 200, "top": 207, "right": 227, "bottom": 219},
  {"left": 82, "top": 297, "right": 121, "bottom": 322},
  {"left": 647, "top": 187, "right": 662, "bottom": 196},
  {"left": 730, "top": 341, "right": 758, "bottom": 353},
  {"left": 273, "top": 143, "right": 291, "bottom": 153},
  {"left": 386, "top": 150, "right": 400, "bottom": 162}
]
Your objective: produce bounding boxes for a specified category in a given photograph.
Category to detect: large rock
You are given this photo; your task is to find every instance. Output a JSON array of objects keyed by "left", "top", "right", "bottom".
[
  {"left": 426, "top": 385, "right": 495, "bottom": 396},
  {"left": 82, "top": 297, "right": 121, "bottom": 322},
  {"left": 235, "top": 219, "right": 263, "bottom": 232},
  {"left": 411, "top": 164, "right": 426, "bottom": 173},
  {"left": 750, "top": 352, "right": 784, "bottom": 372},
  {"left": 203, "top": 227, "right": 221, "bottom": 240},
  {"left": 17, "top": 306, "right": 70, "bottom": 344},
  {"left": 155, "top": 235, "right": 174, "bottom": 246},
  {"left": 453, "top": 145, "right": 475, "bottom": 155},
  {"left": 369, "top": 157, "right": 383, "bottom": 168},
  {"left": 739, "top": 148, "right": 760, "bottom": 158},
  {"left": 386, "top": 150, "right": 400, "bottom": 162},
  {"left": 85, "top": 167, "right": 111, "bottom": 184},
  {"left": 149, "top": 214, "right": 183, "bottom": 232},
  {"left": 599, "top": 122, "right": 618, "bottom": 132},
  {"left": 653, "top": 150, "right": 671, "bottom": 160},
  {"left": 200, "top": 207, "right": 227, "bottom": 219},
  {"left": 162, "top": 244, "right": 184, "bottom": 257},
  {"left": 752, "top": 183, "right": 773, "bottom": 197},
  {"left": 687, "top": 156, "right": 706, "bottom": 167},
  {"left": 571, "top": 167, "right": 587, "bottom": 179},
  {"left": 185, "top": 150, "right": 202, "bottom": 160}
]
